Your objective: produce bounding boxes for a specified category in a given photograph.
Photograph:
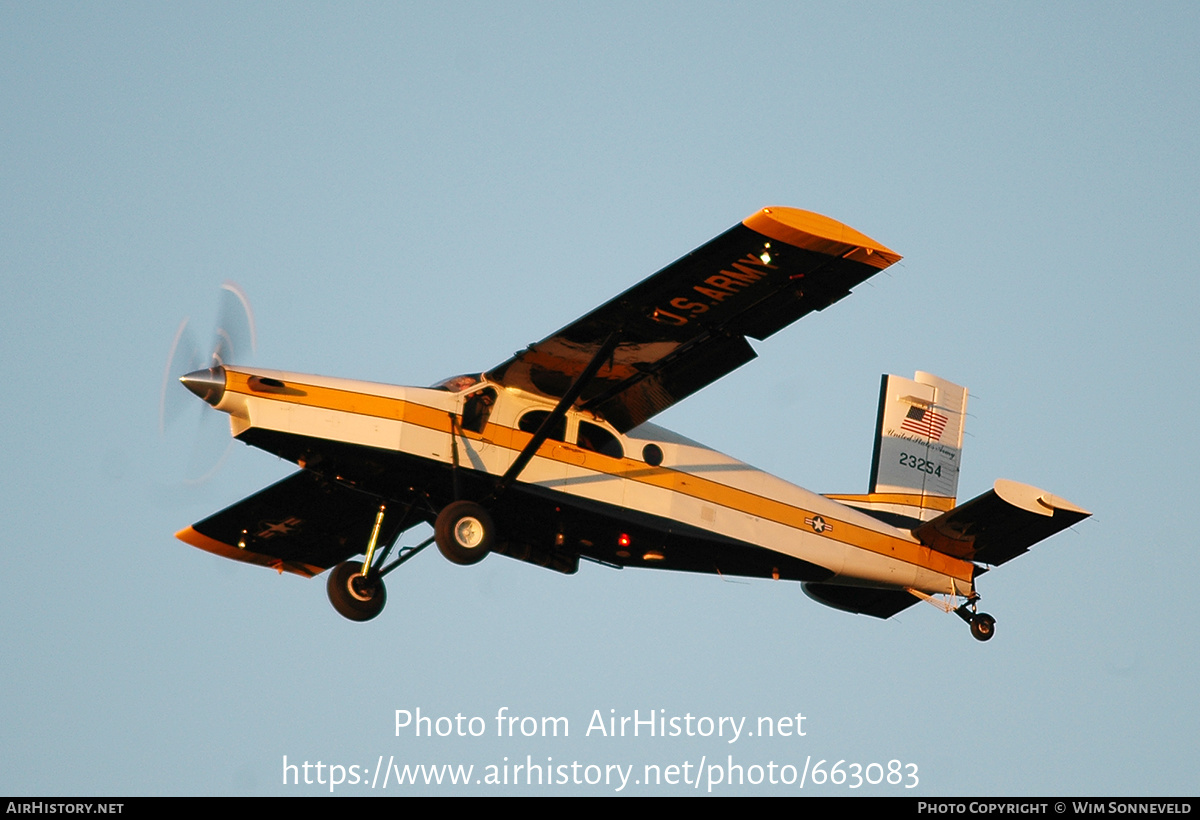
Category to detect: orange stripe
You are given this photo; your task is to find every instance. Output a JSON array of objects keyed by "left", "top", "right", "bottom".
[
  {"left": 225, "top": 370, "right": 972, "bottom": 581},
  {"left": 823, "top": 492, "right": 957, "bottom": 512},
  {"left": 228, "top": 370, "right": 410, "bottom": 421}
]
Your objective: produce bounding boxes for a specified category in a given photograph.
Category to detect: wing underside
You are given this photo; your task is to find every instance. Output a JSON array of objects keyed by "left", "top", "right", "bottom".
[
  {"left": 488, "top": 207, "right": 900, "bottom": 432},
  {"left": 176, "top": 470, "right": 385, "bottom": 577}
]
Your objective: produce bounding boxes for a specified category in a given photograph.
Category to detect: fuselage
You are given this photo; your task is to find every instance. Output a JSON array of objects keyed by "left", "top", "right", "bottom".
[{"left": 203, "top": 365, "right": 975, "bottom": 597}]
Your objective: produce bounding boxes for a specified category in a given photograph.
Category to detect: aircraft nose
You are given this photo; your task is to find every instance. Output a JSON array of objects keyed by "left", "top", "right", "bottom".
[{"left": 180, "top": 366, "right": 226, "bottom": 406}]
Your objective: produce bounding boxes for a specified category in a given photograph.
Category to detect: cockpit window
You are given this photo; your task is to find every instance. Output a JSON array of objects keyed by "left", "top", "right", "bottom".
[
  {"left": 518, "top": 410, "right": 565, "bottom": 442},
  {"left": 577, "top": 421, "right": 623, "bottom": 459},
  {"left": 433, "top": 373, "right": 481, "bottom": 392}
]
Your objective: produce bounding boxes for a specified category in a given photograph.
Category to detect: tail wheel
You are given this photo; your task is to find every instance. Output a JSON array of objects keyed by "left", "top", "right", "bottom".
[
  {"left": 435, "top": 501, "right": 495, "bottom": 565},
  {"left": 970, "top": 613, "right": 996, "bottom": 642},
  {"left": 327, "top": 561, "right": 387, "bottom": 621}
]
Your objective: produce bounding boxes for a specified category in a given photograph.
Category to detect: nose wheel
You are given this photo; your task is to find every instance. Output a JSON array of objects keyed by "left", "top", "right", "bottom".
[
  {"left": 324, "top": 501, "right": 434, "bottom": 622},
  {"left": 327, "top": 561, "right": 387, "bottom": 622}
]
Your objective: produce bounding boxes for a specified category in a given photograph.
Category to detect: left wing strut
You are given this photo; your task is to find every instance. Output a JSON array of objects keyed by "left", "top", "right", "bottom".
[{"left": 487, "top": 331, "right": 621, "bottom": 501}]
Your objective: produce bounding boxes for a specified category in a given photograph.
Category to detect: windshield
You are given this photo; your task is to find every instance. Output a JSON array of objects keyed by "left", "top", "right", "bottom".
[{"left": 432, "top": 373, "right": 482, "bottom": 392}]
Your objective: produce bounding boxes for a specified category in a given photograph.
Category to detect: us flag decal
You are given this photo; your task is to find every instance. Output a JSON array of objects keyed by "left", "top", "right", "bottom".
[{"left": 901, "top": 406, "right": 949, "bottom": 440}]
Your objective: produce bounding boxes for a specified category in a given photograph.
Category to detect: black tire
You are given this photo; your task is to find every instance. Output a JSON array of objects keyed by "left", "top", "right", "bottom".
[
  {"left": 970, "top": 613, "right": 996, "bottom": 642},
  {"left": 327, "top": 561, "right": 386, "bottom": 622},
  {"left": 434, "top": 500, "right": 495, "bottom": 565}
]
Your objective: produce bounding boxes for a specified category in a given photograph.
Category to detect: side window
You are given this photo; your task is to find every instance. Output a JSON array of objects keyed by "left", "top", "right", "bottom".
[
  {"left": 518, "top": 409, "right": 565, "bottom": 442},
  {"left": 577, "top": 421, "right": 623, "bottom": 459},
  {"left": 461, "top": 387, "right": 496, "bottom": 433}
]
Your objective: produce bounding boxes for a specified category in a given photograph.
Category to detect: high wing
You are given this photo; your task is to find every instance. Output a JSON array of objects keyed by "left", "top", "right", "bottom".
[
  {"left": 487, "top": 207, "right": 901, "bottom": 432},
  {"left": 175, "top": 470, "right": 389, "bottom": 577}
]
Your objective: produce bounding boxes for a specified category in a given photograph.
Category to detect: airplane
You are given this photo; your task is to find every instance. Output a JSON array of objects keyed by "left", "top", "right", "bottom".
[{"left": 173, "top": 206, "right": 1089, "bottom": 641}]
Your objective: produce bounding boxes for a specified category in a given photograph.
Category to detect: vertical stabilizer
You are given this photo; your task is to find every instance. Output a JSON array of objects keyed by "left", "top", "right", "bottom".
[
  {"left": 870, "top": 371, "right": 968, "bottom": 509},
  {"left": 826, "top": 372, "right": 968, "bottom": 525}
]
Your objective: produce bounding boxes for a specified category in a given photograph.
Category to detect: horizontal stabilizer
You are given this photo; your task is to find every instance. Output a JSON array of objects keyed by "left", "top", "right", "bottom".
[
  {"left": 912, "top": 479, "right": 1091, "bottom": 566},
  {"left": 176, "top": 470, "right": 382, "bottom": 576}
]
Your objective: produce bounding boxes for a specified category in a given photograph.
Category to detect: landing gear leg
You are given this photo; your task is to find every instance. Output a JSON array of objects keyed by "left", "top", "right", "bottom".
[{"left": 325, "top": 500, "right": 426, "bottom": 622}]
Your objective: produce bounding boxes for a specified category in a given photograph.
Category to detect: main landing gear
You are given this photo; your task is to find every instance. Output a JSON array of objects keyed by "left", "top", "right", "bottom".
[
  {"left": 326, "top": 332, "right": 615, "bottom": 622},
  {"left": 325, "top": 497, "right": 498, "bottom": 621},
  {"left": 434, "top": 500, "right": 495, "bottom": 565}
]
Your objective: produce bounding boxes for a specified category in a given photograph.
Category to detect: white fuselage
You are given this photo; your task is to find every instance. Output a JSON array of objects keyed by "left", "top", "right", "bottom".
[{"left": 213, "top": 367, "right": 974, "bottom": 596}]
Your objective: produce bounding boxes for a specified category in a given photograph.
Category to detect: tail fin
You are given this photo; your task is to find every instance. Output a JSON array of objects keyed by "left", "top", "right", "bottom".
[{"left": 826, "top": 371, "right": 968, "bottom": 526}]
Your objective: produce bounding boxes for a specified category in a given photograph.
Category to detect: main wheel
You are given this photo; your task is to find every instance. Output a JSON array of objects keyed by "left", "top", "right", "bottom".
[
  {"left": 435, "top": 500, "right": 495, "bottom": 565},
  {"left": 970, "top": 613, "right": 996, "bottom": 642},
  {"left": 327, "top": 561, "right": 387, "bottom": 621}
]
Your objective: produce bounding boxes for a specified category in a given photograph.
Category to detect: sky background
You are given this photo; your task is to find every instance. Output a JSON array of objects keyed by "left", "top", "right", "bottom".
[{"left": 2, "top": 2, "right": 1197, "bottom": 796}]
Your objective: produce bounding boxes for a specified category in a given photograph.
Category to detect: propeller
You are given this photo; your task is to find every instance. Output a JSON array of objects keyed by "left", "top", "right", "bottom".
[{"left": 159, "top": 281, "right": 257, "bottom": 483}]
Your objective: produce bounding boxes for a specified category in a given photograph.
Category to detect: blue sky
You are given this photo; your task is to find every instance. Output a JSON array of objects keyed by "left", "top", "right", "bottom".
[{"left": 2, "top": 2, "right": 1197, "bottom": 795}]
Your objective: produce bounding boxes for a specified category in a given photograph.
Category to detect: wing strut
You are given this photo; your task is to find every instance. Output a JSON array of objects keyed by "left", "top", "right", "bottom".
[
  {"left": 486, "top": 331, "right": 621, "bottom": 502},
  {"left": 448, "top": 412, "right": 463, "bottom": 501}
]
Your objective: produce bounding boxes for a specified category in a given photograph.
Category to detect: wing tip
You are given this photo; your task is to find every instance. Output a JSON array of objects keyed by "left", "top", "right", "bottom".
[
  {"left": 174, "top": 525, "right": 322, "bottom": 577},
  {"left": 744, "top": 206, "right": 902, "bottom": 269}
]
